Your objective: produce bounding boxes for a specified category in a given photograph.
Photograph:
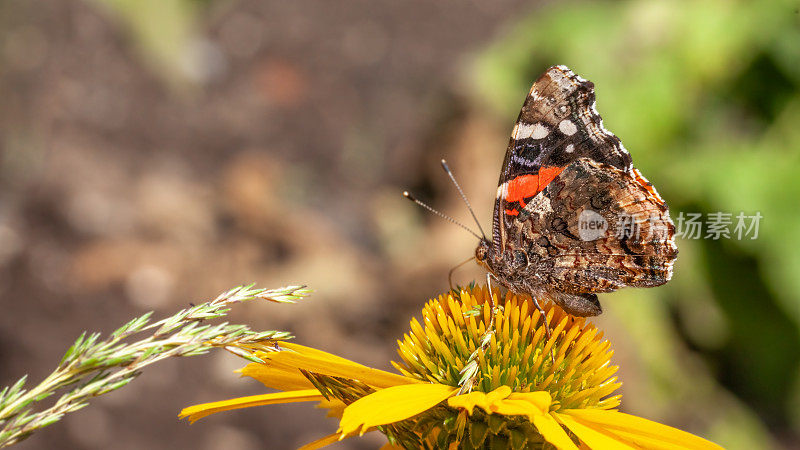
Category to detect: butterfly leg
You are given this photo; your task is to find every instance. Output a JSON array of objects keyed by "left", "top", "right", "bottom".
[
  {"left": 531, "top": 297, "right": 550, "bottom": 338},
  {"left": 486, "top": 271, "right": 495, "bottom": 310},
  {"left": 531, "top": 296, "right": 556, "bottom": 365},
  {"left": 485, "top": 272, "right": 507, "bottom": 316},
  {"left": 457, "top": 273, "right": 499, "bottom": 394}
]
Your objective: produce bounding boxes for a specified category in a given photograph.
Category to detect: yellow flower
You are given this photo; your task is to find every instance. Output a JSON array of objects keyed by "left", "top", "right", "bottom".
[{"left": 180, "top": 285, "right": 722, "bottom": 450}]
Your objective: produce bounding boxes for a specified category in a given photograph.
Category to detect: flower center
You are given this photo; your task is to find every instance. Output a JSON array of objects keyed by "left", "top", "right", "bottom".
[{"left": 392, "top": 285, "right": 621, "bottom": 410}]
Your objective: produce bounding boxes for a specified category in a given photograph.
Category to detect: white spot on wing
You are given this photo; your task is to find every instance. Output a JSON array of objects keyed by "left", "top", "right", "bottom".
[
  {"left": 565, "top": 144, "right": 574, "bottom": 153},
  {"left": 496, "top": 182, "right": 508, "bottom": 199},
  {"left": 531, "top": 123, "right": 549, "bottom": 139},
  {"left": 515, "top": 123, "right": 532, "bottom": 139},
  {"left": 516, "top": 122, "right": 549, "bottom": 140},
  {"left": 558, "top": 119, "right": 578, "bottom": 136}
]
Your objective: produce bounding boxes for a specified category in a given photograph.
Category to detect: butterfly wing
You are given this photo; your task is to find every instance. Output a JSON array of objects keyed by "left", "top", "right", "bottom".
[
  {"left": 529, "top": 158, "right": 676, "bottom": 286},
  {"left": 493, "top": 65, "right": 632, "bottom": 255},
  {"left": 504, "top": 158, "right": 677, "bottom": 316},
  {"left": 487, "top": 66, "right": 677, "bottom": 316}
]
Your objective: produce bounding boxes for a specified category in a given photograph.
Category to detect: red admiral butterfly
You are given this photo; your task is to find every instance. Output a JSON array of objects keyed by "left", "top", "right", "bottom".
[
  {"left": 408, "top": 65, "right": 677, "bottom": 318},
  {"left": 479, "top": 65, "right": 677, "bottom": 317}
]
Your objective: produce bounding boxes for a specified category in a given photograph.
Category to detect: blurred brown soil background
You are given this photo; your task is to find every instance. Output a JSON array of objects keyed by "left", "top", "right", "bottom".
[
  {"left": 4, "top": 0, "right": 800, "bottom": 449},
  {"left": 0, "top": 1, "right": 532, "bottom": 448}
]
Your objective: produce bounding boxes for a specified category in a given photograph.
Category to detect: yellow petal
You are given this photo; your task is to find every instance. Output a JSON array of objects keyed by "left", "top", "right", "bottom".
[
  {"left": 485, "top": 385, "right": 512, "bottom": 404},
  {"left": 296, "top": 429, "right": 377, "bottom": 450},
  {"left": 562, "top": 409, "right": 723, "bottom": 450},
  {"left": 601, "top": 428, "right": 692, "bottom": 450},
  {"left": 533, "top": 413, "right": 579, "bottom": 450},
  {"left": 447, "top": 385, "right": 513, "bottom": 415},
  {"left": 316, "top": 398, "right": 347, "bottom": 419},
  {"left": 179, "top": 389, "right": 323, "bottom": 423},
  {"left": 339, "top": 383, "right": 457, "bottom": 435},
  {"left": 447, "top": 391, "right": 486, "bottom": 415},
  {"left": 490, "top": 398, "right": 546, "bottom": 420},
  {"left": 506, "top": 391, "right": 552, "bottom": 415},
  {"left": 554, "top": 412, "right": 637, "bottom": 450},
  {"left": 266, "top": 350, "right": 418, "bottom": 389},
  {"left": 238, "top": 362, "right": 315, "bottom": 391},
  {"left": 280, "top": 342, "right": 370, "bottom": 366},
  {"left": 448, "top": 388, "right": 552, "bottom": 421},
  {"left": 297, "top": 432, "right": 344, "bottom": 450}
]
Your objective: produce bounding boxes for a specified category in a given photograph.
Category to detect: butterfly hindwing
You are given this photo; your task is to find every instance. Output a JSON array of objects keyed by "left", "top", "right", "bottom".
[{"left": 533, "top": 159, "right": 675, "bottom": 291}]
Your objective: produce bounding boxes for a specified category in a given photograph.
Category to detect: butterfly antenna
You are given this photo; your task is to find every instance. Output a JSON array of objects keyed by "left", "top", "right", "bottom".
[
  {"left": 440, "top": 159, "right": 487, "bottom": 240},
  {"left": 403, "top": 191, "right": 482, "bottom": 240}
]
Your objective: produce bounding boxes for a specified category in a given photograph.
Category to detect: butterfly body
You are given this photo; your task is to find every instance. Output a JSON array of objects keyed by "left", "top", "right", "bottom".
[{"left": 477, "top": 66, "right": 677, "bottom": 317}]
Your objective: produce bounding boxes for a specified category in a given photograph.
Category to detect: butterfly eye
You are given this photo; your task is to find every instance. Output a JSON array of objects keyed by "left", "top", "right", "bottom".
[{"left": 475, "top": 244, "right": 488, "bottom": 262}]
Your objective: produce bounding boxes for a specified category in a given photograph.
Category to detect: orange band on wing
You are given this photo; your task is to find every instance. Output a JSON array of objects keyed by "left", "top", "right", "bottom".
[
  {"left": 631, "top": 168, "right": 663, "bottom": 201},
  {"left": 538, "top": 166, "right": 565, "bottom": 193},
  {"left": 505, "top": 166, "right": 565, "bottom": 203}
]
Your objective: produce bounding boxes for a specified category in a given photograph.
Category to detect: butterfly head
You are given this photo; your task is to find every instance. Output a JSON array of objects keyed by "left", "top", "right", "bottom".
[{"left": 474, "top": 238, "right": 494, "bottom": 268}]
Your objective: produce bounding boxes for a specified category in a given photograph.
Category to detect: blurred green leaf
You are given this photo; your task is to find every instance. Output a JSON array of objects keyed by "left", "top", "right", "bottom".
[
  {"left": 87, "top": 0, "right": 205, "bottom": 84},
  {"left": 470, "top": 0, "right": 800, "bottom": 445}
]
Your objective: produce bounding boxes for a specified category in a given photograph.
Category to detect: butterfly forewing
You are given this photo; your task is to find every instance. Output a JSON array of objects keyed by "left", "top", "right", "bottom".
[{"left": 481, "top": 65, "right": 677, "bottom": 317}]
